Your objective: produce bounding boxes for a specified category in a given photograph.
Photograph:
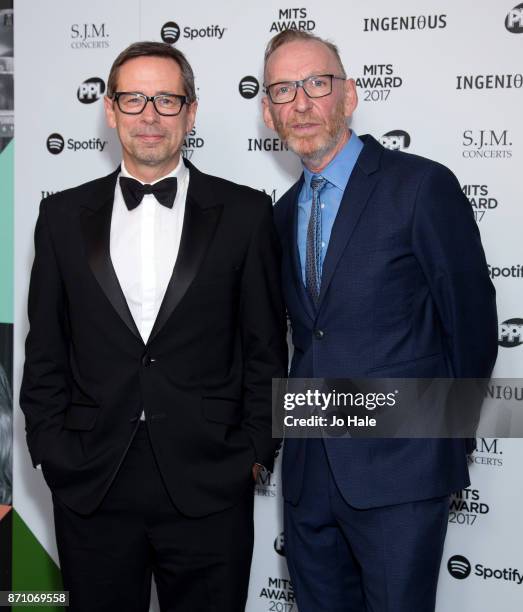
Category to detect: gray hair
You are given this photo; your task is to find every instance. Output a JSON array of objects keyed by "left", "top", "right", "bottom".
[{"left": 264, "top": 30, "right": 347, "bottom": 83}]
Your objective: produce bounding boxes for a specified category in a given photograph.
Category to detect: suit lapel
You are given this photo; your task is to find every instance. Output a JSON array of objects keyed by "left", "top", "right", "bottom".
[
  {"left": 80, "top": 168, "right": 143, "bottom": 342},
  {"left": 147, "top": 161, "right": 222, "bottom": 343},
  {"left": 318, "top": 136, "right": 382, "bottom": 306}
]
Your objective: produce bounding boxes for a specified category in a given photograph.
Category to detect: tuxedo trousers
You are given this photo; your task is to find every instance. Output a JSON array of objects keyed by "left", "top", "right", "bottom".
[
  {"left": 53, "top": 422, "right": 254, "bottom": 612},
  {"left": 284, "top": 439, "right": 450, "bottom": 612}
]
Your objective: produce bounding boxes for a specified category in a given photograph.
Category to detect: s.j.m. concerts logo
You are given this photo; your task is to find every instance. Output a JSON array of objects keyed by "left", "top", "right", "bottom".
[
  {"left": 469, "top": 438, "right": 504, "bottom": 468},
  {"left": 70, "top": 23, "right": 109, "bottom": 49},
  {"left": 462, "top": 129, "right": 512, "bottom": 159}
]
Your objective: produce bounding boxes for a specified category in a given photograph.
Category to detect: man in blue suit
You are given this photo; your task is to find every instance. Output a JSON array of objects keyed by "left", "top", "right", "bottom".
[{"left": 262, "top": 30, "right": 497, "bottom": 612}]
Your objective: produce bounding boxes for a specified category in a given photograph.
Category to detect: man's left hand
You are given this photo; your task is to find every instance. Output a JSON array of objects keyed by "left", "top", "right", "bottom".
[{"left": 252, "top": 464, "right": 263, "bottom": 482}]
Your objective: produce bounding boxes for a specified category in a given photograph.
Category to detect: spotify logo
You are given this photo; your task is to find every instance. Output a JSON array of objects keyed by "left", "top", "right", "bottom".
[
  {"left": 239, "top": 76, "right": 260, "bottom": 99},
  {"left": 46, "top": 133, "right": 65, "bottom": 155}
]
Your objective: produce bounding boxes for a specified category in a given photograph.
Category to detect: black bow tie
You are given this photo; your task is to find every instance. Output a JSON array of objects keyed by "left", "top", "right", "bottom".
[{"left": 119, "top": 176, "right": 178, "bottom": 211}]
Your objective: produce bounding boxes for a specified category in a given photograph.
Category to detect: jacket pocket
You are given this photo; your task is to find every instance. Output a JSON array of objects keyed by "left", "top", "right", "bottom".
[
  {"left": 202, "top": 398, "right": 242, "bottom": 425},
  {"left": 366, "top": 353, "right": 445, "bottom": 377},
  {"left": 63, "top": 403, "right": 100, "bottom": 431}
]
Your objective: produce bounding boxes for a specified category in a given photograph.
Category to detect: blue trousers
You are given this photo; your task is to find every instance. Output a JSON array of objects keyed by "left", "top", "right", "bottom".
[{"left": 284, "top": 439, "right": 449, "bottom": 612}]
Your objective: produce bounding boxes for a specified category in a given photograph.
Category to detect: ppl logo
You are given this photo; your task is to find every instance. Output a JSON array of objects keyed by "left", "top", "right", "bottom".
[
  {"left": 274, "top": 532, "right": 285, "bottom": 556},
  {"left": 77, "top": 77, "right": 105, "bottom": 103},
  {"left": 46, "top": 133, "right": 65, "bottom": 155},
  {"left": 448, "top": 555, "right": 472, "bottom": 579},
  {"left": 506, "top": 4, "right": 523, "bottom": 32},
  {"left": 380, "top": 130, "right": 411, "bottom": 151},
  {"left": 498, "top": 318, "right": 523, "bottom": 347},
  {"left": 161, "top": 21, "right": 181, "bottom": 44},
  {"left": 239, "top": 76, "right": 260, "bottom": 99}
]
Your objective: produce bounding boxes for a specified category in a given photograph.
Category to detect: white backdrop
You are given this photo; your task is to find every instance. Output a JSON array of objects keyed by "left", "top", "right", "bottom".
[{"left": 13, "top": 1, "right": 523, "bottom": 610}]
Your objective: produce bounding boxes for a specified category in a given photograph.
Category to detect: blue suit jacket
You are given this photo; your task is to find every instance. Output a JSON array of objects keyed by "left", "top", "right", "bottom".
[{"left": 274, "top": 134, "right": 498, "bottom": 509}]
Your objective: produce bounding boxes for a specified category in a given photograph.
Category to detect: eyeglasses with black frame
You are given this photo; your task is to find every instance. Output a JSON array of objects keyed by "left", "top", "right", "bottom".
[
  {"left": 264, "top": 74, "right": 345, "bottom": 104},
  {"left": 112, "top": 92, "right": 188, "bottom": 116}
]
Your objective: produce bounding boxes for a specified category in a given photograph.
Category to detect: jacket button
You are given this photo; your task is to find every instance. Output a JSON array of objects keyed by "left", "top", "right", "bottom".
[
  {"left": 141, "top": 354, "right": 152, "bottom": 367},
  {"left": 314, "top": 329, "right": 324, "bottom": 339}
]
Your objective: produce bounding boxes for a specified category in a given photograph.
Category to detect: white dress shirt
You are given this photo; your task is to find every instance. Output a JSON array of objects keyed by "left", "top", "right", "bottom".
[{"left": 110, "top": 158, "right": 189, "bottom": 343}]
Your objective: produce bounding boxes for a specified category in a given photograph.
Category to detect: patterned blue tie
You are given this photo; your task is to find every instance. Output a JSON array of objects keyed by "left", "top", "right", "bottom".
[{"left": 305, "top": 175, "right": 327, "bottom": 304}]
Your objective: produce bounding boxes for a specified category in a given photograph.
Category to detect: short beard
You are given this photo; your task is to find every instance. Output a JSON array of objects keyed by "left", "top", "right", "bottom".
[
  {"left": 132, "top": 149, "right": 166, "bottom": 166},
  {"left": 274, "top": 98, "right": 348, "bottom": 166}
]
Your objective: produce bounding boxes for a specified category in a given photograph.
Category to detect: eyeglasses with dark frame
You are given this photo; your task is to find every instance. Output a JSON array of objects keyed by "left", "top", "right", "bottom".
[
  {"left": 112, "top": 92, "right": 188, "bottom": 116},
  {"left": 264, "top": 74, "right": 346, "bottom": 104}
]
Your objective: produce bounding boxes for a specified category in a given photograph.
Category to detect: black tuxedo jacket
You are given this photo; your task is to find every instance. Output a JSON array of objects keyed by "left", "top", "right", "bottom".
[{"left": 20, "top": 160, "right": 287, "bottom": 516}]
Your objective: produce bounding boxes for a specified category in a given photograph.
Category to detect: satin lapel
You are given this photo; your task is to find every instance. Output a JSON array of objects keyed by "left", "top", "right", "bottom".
[
  {"left": 80, "top": 190, "right": 142, "bottom": 342},
  {"left": 147, "top": 193, "right": 222, "bottom": 343},
  {"left": 318, "top": 152, "right": 381, "bottom": 306},
  {"left": 286, "top": 178, "right": 315, "bottom": 321}
]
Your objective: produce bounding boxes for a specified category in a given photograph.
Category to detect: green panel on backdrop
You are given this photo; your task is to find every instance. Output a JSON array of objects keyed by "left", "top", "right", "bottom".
[
  {"left": 12, "top": 509, "right": 63, "bottom": 611},
  {"left": 0, "top": 140, "right": 14, "bottom": 324}
]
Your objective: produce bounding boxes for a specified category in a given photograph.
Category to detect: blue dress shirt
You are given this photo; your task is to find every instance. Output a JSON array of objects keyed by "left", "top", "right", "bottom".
[{"left": 298, "top": 132, "right": 363, "bottom": 283}]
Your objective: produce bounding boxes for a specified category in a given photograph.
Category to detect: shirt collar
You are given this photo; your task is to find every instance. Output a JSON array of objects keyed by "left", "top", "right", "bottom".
[
  {"left": 302, "top": 131, "right": 363, "bottom": 196},
  {"left": 120, "top": 156, "right": 188, "bottom": 185}
]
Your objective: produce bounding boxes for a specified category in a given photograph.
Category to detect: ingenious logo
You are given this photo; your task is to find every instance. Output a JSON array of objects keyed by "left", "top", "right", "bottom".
[
  {"left": 247, "top": 138, "right": 288, "bottom": 152},
  {"left": 239, "top": 76, "right": 260, "bottom": 99},
  {"left": 77, "top": 77, "right": 105, "bottom": 103},
  {"left": 380, "top": 130, "right": 411, "bottom": 151},
  {"left": 456, "top": 73, "right": 523, "bottom": 90},
  {"left": 363, "top": 14, "right": 447, "bottom": 32},
  {"left": 505, "top": 4, "right": 523, "bottom": 32}
]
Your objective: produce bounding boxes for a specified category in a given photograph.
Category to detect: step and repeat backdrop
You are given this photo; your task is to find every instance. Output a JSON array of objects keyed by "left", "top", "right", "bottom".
[{"left": 11, "top": 1, "right": 523, "bottom": 610}]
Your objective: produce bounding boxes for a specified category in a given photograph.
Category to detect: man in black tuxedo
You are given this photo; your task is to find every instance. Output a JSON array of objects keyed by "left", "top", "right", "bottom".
[{"left": 21, "top": 41, "right": 287, "bottom": 612}]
